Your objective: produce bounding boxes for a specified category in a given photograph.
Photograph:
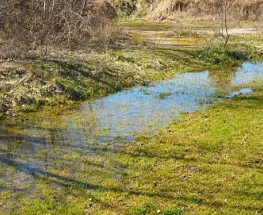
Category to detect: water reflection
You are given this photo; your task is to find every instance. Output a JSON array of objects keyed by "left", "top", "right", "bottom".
[
  {"left": 231, "top": 62, "right": 263, "bottom": 85},
  {"left": 1, "top": 62, "right": 263, "bottom": 155},
  {"left": 0, "top": 61, "right": 263, "bottom": 211},
  {"left": 85, "top": 70, "right": 215, "bottom": 137},
  {"left": 209, "top": 69, "right": 235, "bottom": 87}
]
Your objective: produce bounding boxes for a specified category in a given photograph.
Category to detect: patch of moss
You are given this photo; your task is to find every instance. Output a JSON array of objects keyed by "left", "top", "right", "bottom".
[
  {"left": 158, "top": 92, "right": 171, "bottom": 99},
  {"left": 163, "top": 208, "right": 184, "bottom": 215}
]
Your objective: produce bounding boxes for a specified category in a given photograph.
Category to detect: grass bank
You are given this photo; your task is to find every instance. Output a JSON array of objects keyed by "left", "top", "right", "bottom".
[{"left": 0, "top": 36, "right": 261, "bottom": 119}]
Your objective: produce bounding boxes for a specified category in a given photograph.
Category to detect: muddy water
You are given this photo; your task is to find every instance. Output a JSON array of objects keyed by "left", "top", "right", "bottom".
[{"left": 0, "top": 61, "right": 263, "bottom": 211}]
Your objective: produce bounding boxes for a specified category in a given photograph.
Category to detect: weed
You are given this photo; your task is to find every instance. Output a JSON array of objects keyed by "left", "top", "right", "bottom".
[
  {"left": 130, "top": 203, "right": 155, "bottom": 215},
  {"left": 163, "top": 208, "right": 184, "bottom": 215},
  {"left": 158, "top": 92, "right": 171, "bottom": 99}
]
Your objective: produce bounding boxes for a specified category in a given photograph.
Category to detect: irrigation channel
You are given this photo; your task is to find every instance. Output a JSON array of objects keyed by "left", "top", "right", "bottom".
[{"left": 0, "top": 61, "right": 263, "bottom": 211}]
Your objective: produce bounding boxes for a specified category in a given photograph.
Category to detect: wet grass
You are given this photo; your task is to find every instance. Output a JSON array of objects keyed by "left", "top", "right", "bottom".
[
  {"left": 0, "top": 47, "right": 224, "bottom": 118},
  {"left": 1, "top": 21, "right": 263, "bottom": 213},
  {"left": 158, "top": 92, "right": 171, "bottom": 99},
  {"left": 1, "top": 81, "right": 263, "bottom": 214}
]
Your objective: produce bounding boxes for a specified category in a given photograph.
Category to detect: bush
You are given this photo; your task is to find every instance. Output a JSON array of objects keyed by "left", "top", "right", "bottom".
[{"left": 0, "top": 0, "right": 118, "bottom": 52}]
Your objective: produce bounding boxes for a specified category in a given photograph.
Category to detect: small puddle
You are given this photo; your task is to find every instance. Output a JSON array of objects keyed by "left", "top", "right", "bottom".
[
  {"left": 0, "top": 61, "right": 263, "bottom": 209},
  {"left": 85, "top": 71, "right": 215, "bottom": 138},
  {"left": 224, "top": 88, "right": 253, "bottom": 98}
]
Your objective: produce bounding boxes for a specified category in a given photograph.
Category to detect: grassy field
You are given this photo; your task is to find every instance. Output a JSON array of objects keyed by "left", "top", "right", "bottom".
[
  {"left": 1, "top": 20, "right": 263, "bottom": 214},
  {"left": 4, "top": 80, "right": 262, "bottom": 215}
]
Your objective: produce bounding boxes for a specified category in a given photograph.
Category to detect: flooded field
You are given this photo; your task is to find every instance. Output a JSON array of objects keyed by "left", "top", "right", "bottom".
[{"left": 0, "top": 61, "right": 263, "bottom": 213}]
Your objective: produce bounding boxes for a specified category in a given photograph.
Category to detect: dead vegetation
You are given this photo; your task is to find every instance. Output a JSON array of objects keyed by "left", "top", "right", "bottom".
[
  {"left": 0, "top": 0, "right": 120, "bottom": 60},
  {"left": 113, "top": 0, "right": 263, "bottom": 21}
]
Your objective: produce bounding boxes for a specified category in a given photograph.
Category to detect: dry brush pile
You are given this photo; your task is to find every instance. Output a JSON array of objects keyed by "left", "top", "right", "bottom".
[{"left": 0, "top": 0, "right": 119, "bottom": 59}]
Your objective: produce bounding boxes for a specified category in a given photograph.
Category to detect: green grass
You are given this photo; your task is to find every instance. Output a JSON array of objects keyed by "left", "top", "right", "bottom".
[
  {"left": 163, "top": 208, "right": 184, "bottom": 215},
  {"left": 1, "top": 20, "right": 263, "bottom": 214},
  {"left": 1, "top": 21, "right": 262, "bottom": 118},
  {"left": 158, "top": 92, "right": 171, "bottom": 99},
  {"left": 129, "top": 202, "right": 155, "bottom": 215},
  {"left": 1, "top": 83, "right": 263, "bottom": 215}
]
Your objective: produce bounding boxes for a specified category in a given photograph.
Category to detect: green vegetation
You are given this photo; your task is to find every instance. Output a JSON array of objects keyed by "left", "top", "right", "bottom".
[
  {"left": 163, "top": 208, "right": 184, "bottom": 215},
  {"left": 2, "top": 37, "right": 260, "bottom": 118},
  {"left": 1, "top": 15, "right": 263, "bottom": 214},
  {"left": 1, "top": 79, "right": 263, "bottom": 215},
  {"left": 130, "top": 203, "right": 155, "bottom": 215},
  {"left": 158, "top": 92, "right": 171, "bottom": 99},
  {"left": 1, "top": 17, "right": 262, "bottom": 118}
]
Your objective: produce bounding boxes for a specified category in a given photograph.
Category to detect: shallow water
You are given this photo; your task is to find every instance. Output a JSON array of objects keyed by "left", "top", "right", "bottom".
[
  {"left": 74, "top": 61, "right": 263, "bottom": 139},
  {"left": 85, "top": 71, "right": 215, "bottom": 137},
  {"left": 0, "top": 61, "right": 263, "bottom": 211}
]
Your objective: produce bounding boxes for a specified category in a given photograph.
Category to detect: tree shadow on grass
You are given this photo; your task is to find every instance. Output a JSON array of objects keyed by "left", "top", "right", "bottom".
[
  {"left": 41, "top": 59, "right": 142, "bottom": 92},
  {"left": 223, "top": 95, "right": 263, "bottom": 110},
  {"left": 1, "top": 113, "right": 263, "bottom": 213},
  {"left": 1, "top": 152, "right": 263, "bottom": 213}
]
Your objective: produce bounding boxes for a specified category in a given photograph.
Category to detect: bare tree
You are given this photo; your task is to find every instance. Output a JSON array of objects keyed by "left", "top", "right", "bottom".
[
  {"left": 221, "top": 0, "right": 230, "bottom": 46},
  {"left": 210, "top": 0, "right": 231, "bottom": 47}
]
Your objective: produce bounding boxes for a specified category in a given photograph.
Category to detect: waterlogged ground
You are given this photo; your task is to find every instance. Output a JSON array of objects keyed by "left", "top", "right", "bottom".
[
  {"left": 0, "top": 62, "right": 263, "bottom": 214},
  {"left": 82, "top": 61, "right": 263, "bottom": 138},
  {"left": 1, "top": 20, "right": 262, "bottom": 119},
  {"left": 120, "top": 21, "right": 259, "bottom": 46}
]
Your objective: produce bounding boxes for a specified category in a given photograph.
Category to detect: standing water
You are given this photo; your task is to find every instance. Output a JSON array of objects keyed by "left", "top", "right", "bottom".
[{"left": 0, "top": 61, "right": 263, "bottom": 212}]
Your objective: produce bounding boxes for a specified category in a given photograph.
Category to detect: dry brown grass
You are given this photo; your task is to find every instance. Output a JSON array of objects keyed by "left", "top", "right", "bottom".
[
  {"left": 114, "top": 0, "right": 263, "bottom": 21},
  {"left": 0, "top": 0, "right": 120, "bottom": 60}
]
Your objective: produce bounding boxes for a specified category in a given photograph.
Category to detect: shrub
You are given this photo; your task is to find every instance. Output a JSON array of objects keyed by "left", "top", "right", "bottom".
[{"left": 0, "top": 0, "right": 118, "bottom": 52}]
